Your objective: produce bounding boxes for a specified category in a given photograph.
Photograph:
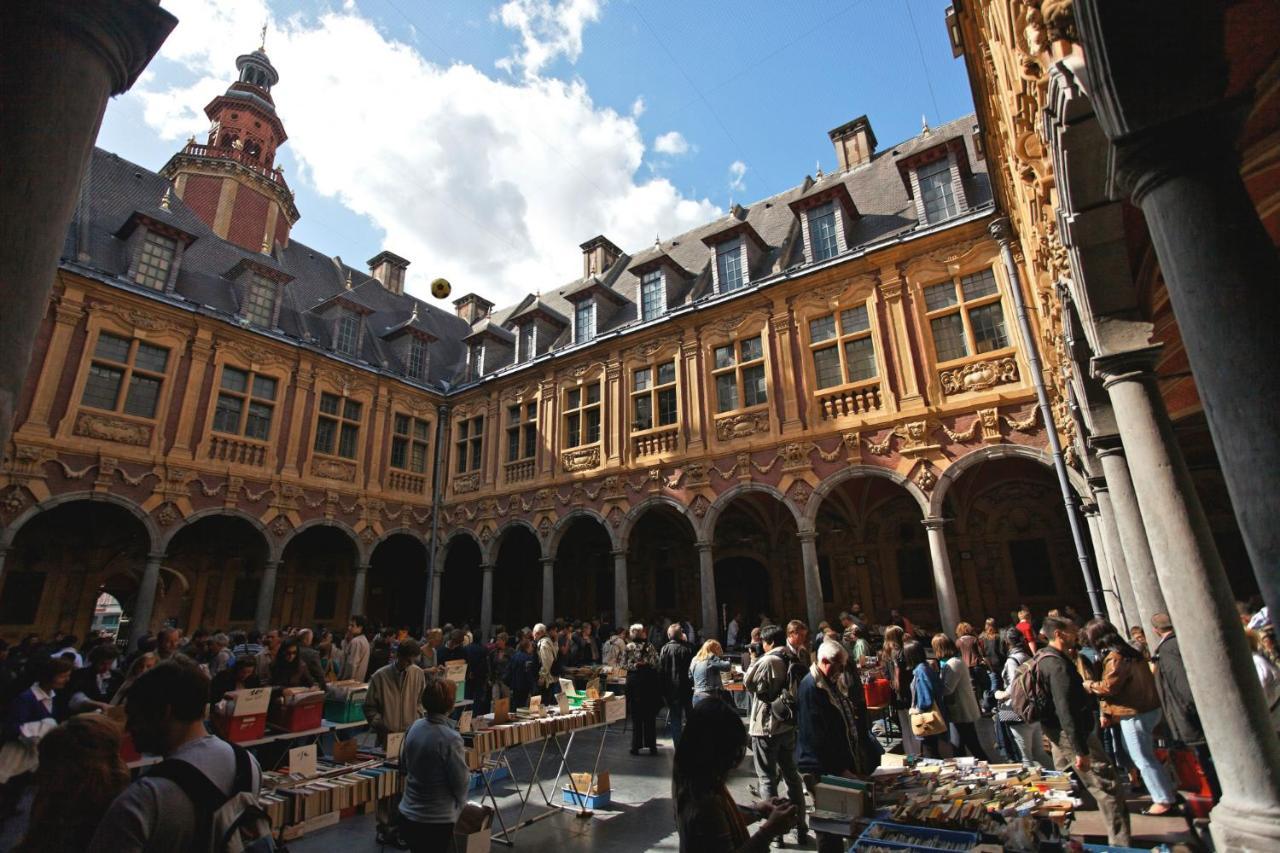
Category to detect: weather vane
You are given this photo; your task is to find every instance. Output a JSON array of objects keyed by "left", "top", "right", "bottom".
[{"left": 260, "top": 21, "right": 268, "bottom": 52}]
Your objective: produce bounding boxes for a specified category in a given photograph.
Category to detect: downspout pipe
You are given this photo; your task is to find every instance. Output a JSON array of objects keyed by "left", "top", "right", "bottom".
[
  {"left": 990, "top": 217, "right": 1105, "bottom": 618},
  {"left": 423, "top": 402, "right": 450, "bottom": 631}
]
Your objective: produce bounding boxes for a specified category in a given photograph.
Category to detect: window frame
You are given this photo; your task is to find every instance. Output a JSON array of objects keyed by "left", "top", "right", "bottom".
[
  {"left": 335, "top": 313, "right": 360, "bottom": 356},
  {"left": 921, "top": 266, "right": 1011, "bottom": 366},
  {"left": 573, "top": 301, "right": 596, "bottom": 344},
  {"left": 711, "top": 334, "right": 768, "bottom": 415},
  {"left": 506, "top": 401, "right": 538, "bottom": 463},
  {"left": 133, "top": 231, "right": 178, "bottom": 291},
  {"left": 806, "top": 302, "right": 879, "bottom": 392},
  {"left": 211, "top": 364, "right": 278, "bottom": 442},
  {"left": 407, "top": 337, "right": 428, "bottom": 380},
  {"left": 454, "top": 414, "right": 486, "bottom": 475},
  {"left": 807, "top": 201, "right": 840, "bottom": 262},
  {"left": 78, "top": 330, "right": 171, "bottom": 420},
  {"left": 562, "top": 381, "right": 602, "bottom": 449},
  {"left": 715, "top": 238, "right": 746, "bottom": 293},
  {"left": 917, "top": 156, "right": 959, "bottom": 224},
  {"left": 630, "top": 360, "right": 679, "bottom": 434},
  {"left": 242, "top": 274, "right": 278, "bottom": 328},
  {"left": 518, "top": 323, "right": 536, "bottom": 363},
  {"left": 639, "top": 271, "right": 665, "bottom": 321},
  {"left": 390, "top": 413, "right": 431, "bottom": 474},
  {"left": 313, "top": 391, "right": 363, "bottom": 460}
]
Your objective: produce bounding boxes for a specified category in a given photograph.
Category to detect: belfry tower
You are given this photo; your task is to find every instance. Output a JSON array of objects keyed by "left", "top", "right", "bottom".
[{"left": 160, "top": 47, "right": 299, "bottom": 253}]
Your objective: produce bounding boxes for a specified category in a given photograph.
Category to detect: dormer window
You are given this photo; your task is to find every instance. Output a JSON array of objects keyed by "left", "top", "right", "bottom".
[
  {"left": 640, "top": 271, "right": 665, "bottom": 321},
  {"left": 807, "top": 202, "right": 839, "bottom": 262},
  {"left": 715, "top": 239, "right": 746, "bottom": 293},
  {"left": 918, "top": 157, "right": 959, "bottom": 223},
  {"left": 133, "top": 232, "right": 178, "bottom": 291},
  {"left": 519, "top": 323, "right": 536, "bottom": 363},
  {"left": 407, "top": 337, "right": 427, "bottom": 380},
  {"left": 242, "top": 274, "right": 278, "bottom": 327},
  {"left": 574, "top": 301, "right": 596, "bottom": 344},
  {"left": 335, "top": 313, "right": 359, "bottom": 356},
  {"left": 468, "top": 342, "right": 484, "bottom": 379}
]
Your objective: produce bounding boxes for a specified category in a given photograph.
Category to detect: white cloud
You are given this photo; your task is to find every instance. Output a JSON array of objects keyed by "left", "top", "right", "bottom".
[
  {"left": 630, "top": 95, "right": 646, "bottom": 118},
  {"left": 653, "top": 131, "right": 690, "bottom": 156},
  {"left": 495, "top": 0, "right": 603, "bottom": 78},
  {"left": 127, "top": 0, "right": 719, "bottom": 307},
  {"left": 728, "top": 160, "right": 748, "bottom": 192}
]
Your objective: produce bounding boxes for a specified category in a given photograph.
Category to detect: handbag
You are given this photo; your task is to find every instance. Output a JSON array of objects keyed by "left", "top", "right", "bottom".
[{"left": 909, "top": 680, "right": 947, "bottom": 737}]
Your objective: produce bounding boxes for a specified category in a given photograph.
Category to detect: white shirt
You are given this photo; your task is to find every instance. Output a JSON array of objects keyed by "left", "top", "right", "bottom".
[
  {"left": 30, "top": 683, "right": 54, "bottom": 714},
  {"left": 55, "top": 647, "right": 83, "bottom": 668},
  {"left": 726, "top": 620, "right": 740, "bottom": 648},
  {"left": 1254, "top": 652, "right": 1280, "bottom": 731}
]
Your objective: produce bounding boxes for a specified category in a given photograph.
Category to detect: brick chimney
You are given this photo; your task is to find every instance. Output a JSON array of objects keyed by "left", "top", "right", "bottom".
[
  {"left": 828, "top": 115, "right": 877, "bottom": 172},
  {"left": 579, "top": 235, "right": 623, "bottom": 278},
  {"left": 368, "top": 251, "right": 410, "bottom": 295},
  {"left": 453, "top": 293, "right": 494, "bottom": 325}
]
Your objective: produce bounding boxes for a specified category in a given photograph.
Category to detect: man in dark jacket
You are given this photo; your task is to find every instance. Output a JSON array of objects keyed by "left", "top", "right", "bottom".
[
  {"left": 60, "top": 644, "right": 123, "bottom": 716},
  {"left": 657, "top": 624, "right": 694, "bottom": 744},
  {"left": 462, "top": 632, "right": 491, "bottom": 715},
  {"left": 1037, "top": 617, "right": 1130, "bottom": 847},
  {"left": 1151, "top": 612, "right": 1220, "bottom": 800}
]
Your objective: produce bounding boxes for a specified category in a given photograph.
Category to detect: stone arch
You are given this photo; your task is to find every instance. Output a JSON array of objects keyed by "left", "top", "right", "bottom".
[
  {"left": 702, "top": 482, "right": 802, "bottom": 541},
  {"left": 367, "top": 531, "right": 429, "bottom": 630},
  {"left": 928, "top": 444, "right": 1086, "bottom": 518},
  {"left": 159, "top": 507, "right": 276, "bottom": 561},
  {"left": 804, "top": 464, "right": 930, "bottom": 528},
  {"left": 372, "top": 526, "right": 425, "bottom": 552},
  {"left": 442, "top": 527, "right": 482, "bottom": 559},
  {"left": 281, "top": 518, "right": 367, "bottom": 564},
  {"left": 549, "top": 508, "right": 619, "bottom": 554},
  {"left": 619, "top": 495, "right": 699, "bottom": 549},
  {"left": 2, "top": 490, "right": 159, "bottom": 552},
  {"left": 487, "top": 519, "right": 543, "bottom": 564}
]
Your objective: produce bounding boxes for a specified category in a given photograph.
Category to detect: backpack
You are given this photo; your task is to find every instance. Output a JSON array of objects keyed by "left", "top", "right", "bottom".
[
  {"left": 149, "top": 743, "right": 276, "bottom": 853},
  {"left": 757, "top": 649, "right": 805, "bottom": 724},
  {"left": 1008, "top": 650, "right": 1050, "bottom": 724}
]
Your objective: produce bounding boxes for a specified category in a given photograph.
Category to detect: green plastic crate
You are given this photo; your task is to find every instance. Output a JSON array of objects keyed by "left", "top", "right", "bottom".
[{"left": 324, "top": 696, "right": 366, "bottom": 724}]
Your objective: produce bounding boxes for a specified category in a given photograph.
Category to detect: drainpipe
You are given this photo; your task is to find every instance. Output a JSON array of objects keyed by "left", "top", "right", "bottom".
[
  {"left": 990, "top": 217, "right": 1104, "bottom": 618},
  {"left": 423, "top": 402, "right": 450, "bottom": 632}
]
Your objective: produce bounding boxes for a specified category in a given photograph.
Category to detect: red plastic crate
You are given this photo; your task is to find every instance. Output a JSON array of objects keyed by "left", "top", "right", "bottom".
[
  {"left": 863, "top": 678, "right": 892, "bottom": 708},
  {"left": 213, "top": 712, "right": 267, "bottom": 743},
  {"left": 269, "top": 698, "right": 324, "bottom": 732}
]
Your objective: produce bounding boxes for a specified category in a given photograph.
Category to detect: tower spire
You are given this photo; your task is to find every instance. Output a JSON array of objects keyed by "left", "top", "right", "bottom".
[{"left": 259, "top": 21, "right": 268, "bottom": 52}]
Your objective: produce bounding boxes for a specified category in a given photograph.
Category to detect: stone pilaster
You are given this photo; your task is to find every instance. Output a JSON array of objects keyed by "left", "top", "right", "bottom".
[
  {"left": 255, "top": 560, "right": 279, "bottom": 632},
  {"left": 696, "top": 541, "right": 717, "bottom": 642},
  {"left": 129, "top": 552, "right": 166, "bottom": 649},
  {"left": 20, "top": 295, "right": 85, "bottom": 436},
  {"left": 921, "top": 518, "right": 960, "bottom": 634}
]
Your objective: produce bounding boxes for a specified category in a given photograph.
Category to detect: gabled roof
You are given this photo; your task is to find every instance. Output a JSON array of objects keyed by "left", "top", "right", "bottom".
[{"left": 507, "top": 295, "right": 571, "bottom": 325}]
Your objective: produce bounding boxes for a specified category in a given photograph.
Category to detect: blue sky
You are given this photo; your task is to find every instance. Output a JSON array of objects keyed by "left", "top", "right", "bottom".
[{"left": 98, "top": 0, "right": 973, "bottom": 306}]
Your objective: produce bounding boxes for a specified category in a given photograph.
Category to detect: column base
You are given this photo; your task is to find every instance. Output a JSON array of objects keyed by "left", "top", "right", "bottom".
[{"left": 1209, "top": 798, "right": 1280, "bottom": 851}]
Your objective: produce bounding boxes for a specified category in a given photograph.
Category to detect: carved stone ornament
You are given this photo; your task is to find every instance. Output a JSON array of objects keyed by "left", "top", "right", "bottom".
[
  {"left": 153, "top": 502, "right": 182, "bottom": 528},
  {"left": 938, "top": 356, "right": 1020, "bottom": 395},
  {"left": 311, "top": 457, "right": 356, "bottom": 482},
  {"left": 454, "top": 473, "right": 482, "bottom": 494},
  {"left": 534, "top": 488, "right": 555, "bottom": 510},
  {"left": 269, "top": 515, "right": 292, "bottom": 538},
  {"left": 913, "top": 462, "right": 937, "bottom": 493},
  {"left": 561, "top": 447, "right": 601, "bottom": 473},
  {"left": 1, "top": 485, "right": 32, "bottom": 520},
  {"left": 360, "top": 526, "right": 377, "bottom": 544},
  {"left": 779, "top": 442, "right": 811, "bottom": 473},
  {"left": 690, "top": 494, "right": 711, "bottom": 518},
  {"left": 74, "top": 411, "right": 153, "bottom": 446},
  {"left": 978, "top": 408, "right": 1003, "bottom": 442},
  {"left": 786, "top": 479, "right": 814, "bottom": 508},
  {"left": 601, "top": 475, "right": 625, "bottom": 500},
  {"left": 607, "top": 506, "right": 624, "bottom": 529},
  {"left": 715, "top": 410, "right": 770, "bottom": 441},
  {"left": 538, "top": 516, "right": 553, "bottom": 541},
  {"left": 683, "top": 461, "right": 710, "bottom": 488}
]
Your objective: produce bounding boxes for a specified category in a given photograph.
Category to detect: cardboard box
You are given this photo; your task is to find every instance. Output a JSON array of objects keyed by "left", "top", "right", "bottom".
[
  {"left": 568, "top": 771, "right": 610, "bottom": 796},
  {"left": 812, "top": 782, "right": 866, "bottom": 818},
  {"left": 604, "top": 696, "right": 626, "bottom": 723},
  {"left": 453, "top": 805, "right": 493, "bottom": 853}
]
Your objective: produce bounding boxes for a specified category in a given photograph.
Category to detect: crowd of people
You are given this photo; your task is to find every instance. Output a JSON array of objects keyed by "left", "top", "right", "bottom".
[{"left": 0, "top": 594, "right": 1274, "bottom": 852}]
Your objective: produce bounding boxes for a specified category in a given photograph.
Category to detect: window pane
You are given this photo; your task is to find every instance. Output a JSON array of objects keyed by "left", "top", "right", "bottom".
[
  {"left": 808, "top": 314, "right": 836, "bottom": 344},
  {"left": 337, "top": 423, "right": 359, "bottom": 458},
  {"left": 456, "top": 419, "right": 469, "bottom": 440},
  {"left": 520, "top": 325, "right": 535, "bottom": 362},
  {"left": 123, "top": 374, "right": 162, "bottom": 418},
  {"left": 393, "top": 436, "right": 409, "bottom": 469},
  {"left": 640, "top": 273, "right": 664, "bottom": 321},
  {"left": 574, "top": 302, "right": 595, "bottom": 343},
  {"left": 742, "top": 363, "right": 767, "bottom": 407},
  {"left": 470, "top": 435, "right": 483, "bottom": 469},
  {"left": 969, "top": 302, "right": 1009, "bottom": 353},
  {"left": 713, "top": 344, "right": 736, "bottom": 369},
  {"left": 221, "top": 366, "right": 248, "bottom": 393},
  {"left": 506, "top": 428, "right": 520, "bottom": 462},
  {"left": 81, "top": 364, "right": 124, "bottom": 410},
  {"left": 343, "top": 399, "right": 362, "bottom": 422},
  {"left": 410, "top": 442, "right": 427, "bottom": 473},
  {"left": 314, "top": 417, "right": 336, "bottom": 454},
  {"left": 961, "top": 268, "right": 999, "bottom": 300},
  {"left": 924, "top": 282, "right": 958, "bottom": 312},
  {"left": 633, "top": 396, "right": 653, "bottom": 431},
  {"left": 715, "top": 373, "right": 739, "bottom": 413},
  {"left": 319, "top": 393, "right": 340, "bottom": 415},
  {"left": 94, "top": 333, "right": 131, "bottom": 363},
  {"left": 931, "top": 313, "right": 969, "bottom": 362},
  {"left": 408, "top": 338, "right": 427, "bottom": 378},
  {"left": 839, "top": 305, "right": 870, "bottom": 334},
  {"left": 526, "top": 402, "right": 537, "bottom": 420},
  {"left": 812, "top": 346, "right": 842, "bottom": 389},
  {"left": 245, "top": 402, "right": 272, "bottom": 440},
  {"left": 657, "top": 362, "right": 676, "bottom": 385},
  {"left": 523, "top": 424, "right": 537, "bottom": 457},
  {"left": 918, "top": 157, "right": 959, "bottom": 224},
  {"left": 632, "top": 367, "right": 651, "bottom": 392},
  {"left": 213, "top": 393, "right": 243, "bottom": 434},
  {"left": 244, "top": 277, "right": 276, "bottom": 327},
  {"left": 586, "top": 383, "right": 600, "bottom": 405},
  {"left": 134, "top": 342, "right": 169, "bottom": 374},
  {"left": 716, "top": 239, "right": 745, "bottom": 292},
  {"left": 336, "top": 315, "right": 359, "bottom": 355},
  {"left": 413, "top": 419, "right": 429, "bottom": 441},
  {"left": 586, "top": 409, "right": 601, "bottom": 444},
  {"left": 657, "top": 387, "right": 678, "bottom": 426},
  {"left": 135, "top": 232, "right": 177, "bottom": 290},
  {"left": 567, "top": 412, "right": 581, "bottom": 447},
  {"left": 395, "top": 413, "right": 410, "bottom": 435},
  {"left": 843, "top": 337, "right": 877, "bottom": 382},
  {"left": 739, "top": 336, "right": 763, "bottom": 362},
  {"left": 808, "top": 202, "right": 839, "bottom": 261},
  {"left": 252, "top": 375, "right": 277, "bottom": 401},
  {"left": 567, "top": 388, "right": 580, "bottom": 409},
  {"left": 455, "top": 443, "right": 467, "bottom": 474}
]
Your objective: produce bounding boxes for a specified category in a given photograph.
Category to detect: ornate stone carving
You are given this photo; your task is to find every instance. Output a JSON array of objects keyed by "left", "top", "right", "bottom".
[
  {"left": 360, "top": 526, "right": 377, "bottom": 544},
  {"left": 978, "top": 408, "right": 1003, "bottom": 442},
  {"left": 600, "top": 475, "right": 625, "bottom": 500},
  {"left": 926, "top": 238, "right": 980, "bottom": 267},
  {"left": 1, "top": 485, "right": 32, "bottom": 520},
  {"left": 913, "top": 462, "right": 937, "bottom": 493},
  {"left": 786, "top": 479, "right": 814, "bottom": 508},
  {"left": 864, "top": 431, "right": 893, "bottom": 456},
  {"left": 561, "top": 447, "right": 601, "bottom": 473},
  {"left": 715, "top": 410, "right": 770, "bottom": 441},
  {"left": 74, "top": 412, "right": 152, "bottom": 446},
  {"left": 534, "top": 488, "right": 555, "bottom": 510},
  {"left": 897, "top": 420, "right": 939, "bottom": 456},
  {"left": 683, "top": 461, "right": 710, "bottom": 488},
  {"left": 311, "top": 457, "right": 356, "bottom": 482},
  {"left": 690, "top": 494, "right": 711, "bottom": 518},
  {"left": 153, "top": 502, "right": 182, "bottom": 527},
  {"left": 627, "top": 334, "right": 680, "bottom": 360},
  {"left": 538, "top": 516, "right": 553, "bottom": 541},
  {"left": 607, "top": 506, "right": 624, "bottom": 529},
  {"left": 454, "top": 473, "right": 481, "bottom": 494},
  {"left": 778, "top": 442, "right": 811, "bottom": 473},
  {"left": 1039, "top": 0, "right": 1077, "bottom": 43},
  {"left": 90, "top": 302, "right": 174, "bottom": 333},
  {"left": 938, "top": 356, "right": 1019, "bottom": 395}
]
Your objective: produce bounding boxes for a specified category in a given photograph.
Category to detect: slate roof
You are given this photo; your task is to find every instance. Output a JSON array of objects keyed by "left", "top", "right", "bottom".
[{"left": 61, "top": 113, "right": 988, "bottom": 393}]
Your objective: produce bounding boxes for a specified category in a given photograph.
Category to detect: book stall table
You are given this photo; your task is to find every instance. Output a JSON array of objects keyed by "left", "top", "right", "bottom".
[
  {"left": 465, "top": 692, "right": 626, "bottom": 846},
  {"left": 257, "top": 750, "right": 405, "bottom": 842}
]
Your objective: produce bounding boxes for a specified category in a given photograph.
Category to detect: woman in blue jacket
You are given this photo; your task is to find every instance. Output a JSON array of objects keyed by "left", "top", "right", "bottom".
[{"left": 905, "top": 640, "right": 945, "bottom": 758}]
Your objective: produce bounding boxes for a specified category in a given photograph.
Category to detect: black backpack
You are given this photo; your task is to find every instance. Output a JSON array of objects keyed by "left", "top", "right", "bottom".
[
  {"left": 149, "top": 743, "right": 276, "bottom": 853},
  {"left": 759, "top": 649, "right": 806, "bottom": 724}
]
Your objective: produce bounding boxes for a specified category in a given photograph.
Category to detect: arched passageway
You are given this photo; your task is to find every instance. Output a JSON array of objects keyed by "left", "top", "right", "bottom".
[
  {"left": 165, "top": 514, "right": 270, "bottom": 631},
  {"left": 554, "top": 516, "right": 613, "bottom": 623},
  {"left": 279, "top": 525, "right": 359, "bottom": 630},
  {"left": 712, "top": 490, "right": 802, "bottom": 634},
  {"left": 626, "top": 504, "right": 699, "bottom": 627},
  {"left": 713, "top": 556, "right": 770, "bottom": 633},
  {"left": 491, "top": 526, "right": 541, "bottom": 632},
  {"left": 367, "top": 533, "right": 428, "bottom": 632},
  {"left": 439, "top": 534, "right": 482, "bottom": 629}
]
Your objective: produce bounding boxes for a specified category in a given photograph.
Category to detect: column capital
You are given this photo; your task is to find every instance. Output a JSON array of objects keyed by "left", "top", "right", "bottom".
[
  {"left": 694, "top": 541, "right": 713, "bottom": 554},
  {"left": 480, "top": 563, "right": 495, "bottom": 572},
  {"left": 1088, "top": 432, "right": 1126, "bottom": 458},
  {"left": 920, "top": 517, "right": 950, "bottom": 531},
  {"left": 356, "top": 563, "right": 370, "bottom": 573},
  {"left": 1080, "top": 501, "right": 1100, "bottom": 517},
  {"left": 1087, "top": 475, "right": 1109, "bottom": 494},
  {"left": 610, "top": 549, "right": 626, "bottom": 559},
  {"left": 1091, "top": 346, "right": 1162, "bottom": 389},
  {"left": 797, "top": 529, "right": 818, "bottom": 543},
  {"left": 146, "top": 551, "right": 165, "bottom": 563}
]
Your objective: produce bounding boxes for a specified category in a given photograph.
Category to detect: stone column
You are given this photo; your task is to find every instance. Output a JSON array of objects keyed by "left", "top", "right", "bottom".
[
  {"left": 1080, "top": 503, "right": 1124, "bottom": 626},
  {"left": 0, "top": 548, "right": 9, "bottom": 588},
  {"left": 1095, "top": 347, "right": 1280, "bottom": 848},
  {"left": 797, "top": 529, "right": 824, "bottom": 633},
  {"left": 611, "top": 549, "right": 628, "bottom": 626},
  {"left": 479, "top": 564, "right": 494, "bottom": 641},
  {"left": 129, "top": 552, "right": 165, "bottom": 650},
  {"left": 254, "top": 560, "right": 279, "bottom": 632},
  {"left": 921, "top": 518, "right": 960, "bottom": 635},
  {"left": 1094, "top": 439, "right": 1166, "bottom": 630},
  {"left": 0, "top": 2, "right": 175, "bottom": 449},
  {"left": 540, "top": 556, "right": 555, "bottom": 625},
  {"left": 696, "top": 542, "right": 718, "bottom": 642},
  {"left": 351, "top": 563, "right": 369, "bottom": 615},
  {"left": 428, "top": 568, "right": 443, "bottom": 628},
  {"left": 1090, "top": 480, "right": 1138, "bottom": 631}
]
